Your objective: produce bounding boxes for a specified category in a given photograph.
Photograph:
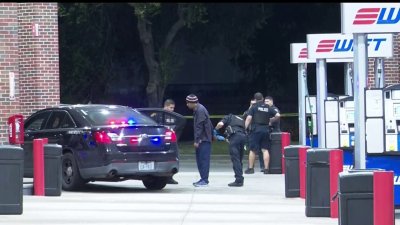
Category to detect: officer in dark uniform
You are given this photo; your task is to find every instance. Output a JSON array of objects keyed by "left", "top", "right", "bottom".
[
  {"left": 243, "top": 98, "right": 265, "bottom": 171},
  {"left": 215, "top": 113, "right": 247, "bottom": 187},
  {"left": 264, "top": 96, "right": 281, "bottom": 132},
  {"left": 244, "top": 92, "right": 280, "bottom": 174}
]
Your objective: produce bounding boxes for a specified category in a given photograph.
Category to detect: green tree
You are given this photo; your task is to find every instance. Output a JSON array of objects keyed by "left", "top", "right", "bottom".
[
  {"left": 59, "top": 3, "right": 118, "bottom": 103},
  {"left": 59, "top": 3, "right": 271, "bottom": 106},
  {"left": 129, "top": 3, "right": 207, "bottom": 107}
]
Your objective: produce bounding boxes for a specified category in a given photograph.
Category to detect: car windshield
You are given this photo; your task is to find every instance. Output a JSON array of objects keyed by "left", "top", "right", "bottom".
[{"left": 76, "top": 105, "right": 157, "bottom": 126}]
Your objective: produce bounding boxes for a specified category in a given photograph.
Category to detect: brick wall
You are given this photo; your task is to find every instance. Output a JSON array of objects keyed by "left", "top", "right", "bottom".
[
  {"left": 18, "top": 3, "right": 59, "bottom": 116},
  {"left": 0, "top": 3, "right": 59, "bottom": 144},
  {"left": 368, "top": 33, "right": 400, "bottom": 87},
  {"left": 0, "top": 3, "right": 20, "bottom": 143}
]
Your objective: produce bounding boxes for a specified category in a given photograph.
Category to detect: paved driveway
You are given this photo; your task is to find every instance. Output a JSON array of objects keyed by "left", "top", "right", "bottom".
[{"left": 1, "top": 155, "right": 398, "bottom": 225}]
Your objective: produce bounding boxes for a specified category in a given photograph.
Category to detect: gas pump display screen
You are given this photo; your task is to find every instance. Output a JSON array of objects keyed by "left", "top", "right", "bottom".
[
  {"left": 394, "top": 103, "right": 400, "bottom": 119},
  {"left": 392, "top": 90, "right": 400, "bottom": 100},
  {"left": 346, "top": 110, "right": 354, "bottom": 123}
]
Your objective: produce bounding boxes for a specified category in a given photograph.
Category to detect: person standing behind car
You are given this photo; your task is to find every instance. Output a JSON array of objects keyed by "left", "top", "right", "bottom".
[
  {"left": 159, "top": 99, "right": 179, "bottom": 185},
  {"left": 162, "top": 99, "right": 177, "bottom": 130},
  {"left": 150, "top": 99, "right": 176, "bottom": 127},
  {"left": 186, "top": 94, "right": 213, "bottom": 187},
  {"left": 244, "top": 92, "right": 280, "bottom": 174},
  {"left": 264, "top": 96, "right": 281, "bottom": 132},
  {"left": 215, "top": 113, "right": 246, "bottom": 187}
]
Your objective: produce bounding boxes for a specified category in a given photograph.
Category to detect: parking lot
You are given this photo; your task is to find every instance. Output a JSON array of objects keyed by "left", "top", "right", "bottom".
[{"left": 1, "top": 155, "right": 399, "bottom": 225}]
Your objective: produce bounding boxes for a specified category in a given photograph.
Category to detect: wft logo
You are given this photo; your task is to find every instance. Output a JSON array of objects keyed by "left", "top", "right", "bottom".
[
  {"left": 353, "top": 7, "right": 400, "bottom": 25},
  {"left": 316, "top": 38, "right": 386, "bottom": 53},
  {"left": 298, "top": 48, "right": 308, "bottom": 58}
]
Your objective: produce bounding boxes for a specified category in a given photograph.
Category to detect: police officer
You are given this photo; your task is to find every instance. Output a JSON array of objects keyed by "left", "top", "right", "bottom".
[
  {"left": 215, "top": 113, "right": 247, "bottom": 187},
  {"left": 264, "top": 96, "right": 281, "bottom": 132},
  {"left": 244, "top": 92, "right": 280, "bottom": 174},
  {"left": 243, "top": 98, "right": 265, "bottom": 171},
  {"left": 150, "top": 99, "right": 179, "bottom": 185}
]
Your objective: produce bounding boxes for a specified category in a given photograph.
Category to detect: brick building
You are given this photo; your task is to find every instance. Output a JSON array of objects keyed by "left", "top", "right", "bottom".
[
  {"left": 0, "top": 3, "right": 59, "bottom": 144},
  {"left": 368, "top": 33, "right": 400, "bottom": 86}
]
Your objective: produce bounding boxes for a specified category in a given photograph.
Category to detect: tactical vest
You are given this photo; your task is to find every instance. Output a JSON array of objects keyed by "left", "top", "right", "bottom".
[
  {"left": 252, "top": 103, "right": 270, "bottom": 125},
  {"left": 230, "top": 115, "right": 245, "bottom": 132},
  {"left": 225, "top": 114, "right": 245, "bottom": 136}
]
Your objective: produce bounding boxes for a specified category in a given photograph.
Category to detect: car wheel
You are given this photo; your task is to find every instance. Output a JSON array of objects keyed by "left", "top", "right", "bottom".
[
  {"left": 62, "top": 152, "right": 85, "bottom": 191},
  {"left": 142, "top": 177, "right": 167, "bottom": 190}
]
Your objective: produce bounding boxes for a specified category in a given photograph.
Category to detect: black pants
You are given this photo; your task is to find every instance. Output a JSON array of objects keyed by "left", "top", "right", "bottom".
[{"left": 228, "top": 132, "right": 246, "bottom": 183}]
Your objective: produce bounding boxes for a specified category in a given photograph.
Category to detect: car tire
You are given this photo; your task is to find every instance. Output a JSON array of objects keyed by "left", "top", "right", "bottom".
[
  {"left": 62, "top": 152, "right": 85, "bottom": 191},
  {"left": 142, "top": 177, "right": 167, "bottom": 190}
]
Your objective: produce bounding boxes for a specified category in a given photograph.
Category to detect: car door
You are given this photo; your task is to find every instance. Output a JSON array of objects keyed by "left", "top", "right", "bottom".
[
  {"left": 43, "top": 110, "right": 76, "bottom": 145},
  {"left": 22, "top": 110, "right": 52, "bottom": 177},
  {"left": 136, "top": 108, "right": 186, "bottom": 140}
]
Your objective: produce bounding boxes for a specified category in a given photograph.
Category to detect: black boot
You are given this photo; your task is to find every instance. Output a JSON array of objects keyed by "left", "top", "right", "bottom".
[{"left": 228, "top": 181, "right": 243, "bottom": 187}]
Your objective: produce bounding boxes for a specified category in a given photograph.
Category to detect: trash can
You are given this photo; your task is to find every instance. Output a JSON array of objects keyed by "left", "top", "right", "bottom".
[
  {"left": 269, "top": 132, "right": 290, "bottom": 174},
  {"left": 0, "top": 145, "right": 24, "bottom": 214},
  {"left": 338, "top": 169, "right": 394, "bottom": 225},
  {"left": 338, "top": 170, "right": 374, "bottom": 225},
  {"left": 283, "top": 145, "right": 309, "bottom": 198},
  {"left": 306, "top": 148, "right": 343, "bottom": 217},
  {"left": 44, "top": 144, "right": 62, "bottom": 196}
]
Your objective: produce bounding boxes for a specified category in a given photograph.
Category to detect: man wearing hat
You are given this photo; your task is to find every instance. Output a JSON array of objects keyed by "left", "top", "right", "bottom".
[{"left": 186, "top": 94, "right": 213, "bottom": 187}]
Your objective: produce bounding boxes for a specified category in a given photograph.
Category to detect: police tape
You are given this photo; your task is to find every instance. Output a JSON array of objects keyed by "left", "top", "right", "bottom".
[{"left": 183, "top": 113, "right": 298, "bottom": 119}]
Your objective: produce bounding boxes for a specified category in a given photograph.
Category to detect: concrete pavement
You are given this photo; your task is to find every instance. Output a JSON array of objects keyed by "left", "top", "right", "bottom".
[{"left": 1, "top": 155, "right": 399, "bottom": 225}]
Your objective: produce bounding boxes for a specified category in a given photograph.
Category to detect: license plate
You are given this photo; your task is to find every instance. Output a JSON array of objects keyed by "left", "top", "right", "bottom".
[{"left": 138, "top": 161, "right": 154, "bottom": 171}]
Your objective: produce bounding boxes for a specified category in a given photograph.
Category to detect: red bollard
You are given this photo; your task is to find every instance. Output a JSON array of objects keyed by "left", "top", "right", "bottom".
[
  {"left": 299, "top": 147, "right": 308, "bottom": 199},
  {"left": 42, "top": 138, "right": 48, "bottom": 144},
  {"left": 280, "top": 132, "right": 291, "bottom": 174},
  {"left": 373, "top": 171, "right": 394, "bottom": 225},
  {"left": 329, "top": 149, "right": 343, "bottom": 218},
  {"left": 33, "top": 139, "right": 45, "bottom": 196}
]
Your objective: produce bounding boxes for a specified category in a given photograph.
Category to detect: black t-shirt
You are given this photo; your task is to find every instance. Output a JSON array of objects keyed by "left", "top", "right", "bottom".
[{"left": 248, "top": 102, "right": 278, "bottom": 132}]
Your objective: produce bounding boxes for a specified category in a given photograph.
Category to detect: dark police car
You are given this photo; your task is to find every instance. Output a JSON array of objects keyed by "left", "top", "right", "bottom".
[{"left": 22, "top": 104, "right": 181, "bottom": 191}]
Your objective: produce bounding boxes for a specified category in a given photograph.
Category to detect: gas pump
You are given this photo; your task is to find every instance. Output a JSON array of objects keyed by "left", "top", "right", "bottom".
[
  {"left": 339, "top": 96, "right": 355, "bottom": 148},
  {"left": 305, "top": 96, "right": 317, "bottom": 147},
  {"left": 383, "top": 84, "right": 400, "bottom": 152},
  {"left": 306, "top": 94, "right": 346, "bottom": 147}
]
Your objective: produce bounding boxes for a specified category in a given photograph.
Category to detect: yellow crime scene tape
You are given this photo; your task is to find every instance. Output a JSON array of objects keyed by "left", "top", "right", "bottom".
[{"left": 183, "top": 113, "right": 298, "bottom": 119}]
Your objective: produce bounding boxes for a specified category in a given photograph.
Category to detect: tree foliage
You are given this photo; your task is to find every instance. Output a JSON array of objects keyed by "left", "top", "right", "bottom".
[
  {"left": 59, "top": 3, "right": 117, "bottom": 103},
  {"left": 58, "top": 3, "right": 340, "bottom": 110},
  {"left": 128, "top": 3, "right": 209, "bottom": 107}
]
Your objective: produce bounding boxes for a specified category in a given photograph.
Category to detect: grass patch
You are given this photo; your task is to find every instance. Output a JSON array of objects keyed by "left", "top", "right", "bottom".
[{"left": 178, "top": 141, "right": 230, "bottom": 155}]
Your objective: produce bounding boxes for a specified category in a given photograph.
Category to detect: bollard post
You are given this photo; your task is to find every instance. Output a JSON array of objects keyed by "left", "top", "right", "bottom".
[
  {"left": 281, "top": 132, "right": 291, "bottom": 174},
  {"left": 299, "top": 147, "right": 307, "bottom": 199},
  {"left": 330, "top": 149, "right": 343, "bottom": 218},
  {"left": 373, "top": 171, "right": 394, "bottom": 225},
  {"left": 33, "top": 139, "right": 45, "bottom": 196}
]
